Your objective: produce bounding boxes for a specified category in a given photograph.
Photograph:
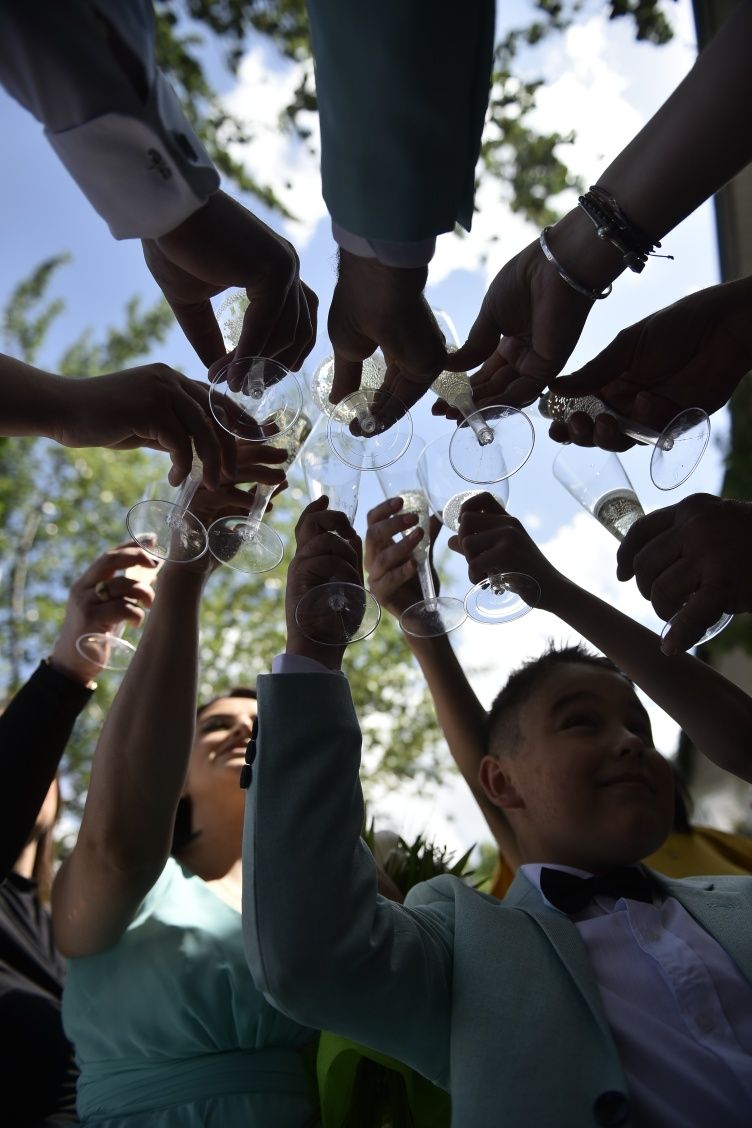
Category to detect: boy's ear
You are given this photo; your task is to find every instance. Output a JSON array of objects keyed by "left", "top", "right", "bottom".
[{"left": 479, "top": 754, "right": 525, "bottom": 810}]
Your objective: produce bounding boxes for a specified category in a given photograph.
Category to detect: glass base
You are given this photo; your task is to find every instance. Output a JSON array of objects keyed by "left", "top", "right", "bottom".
[
  {"left": 209, "top": 357, "right": 300, "bottom": 441},
  {"left": 126, "top": 500, "right": 207, "bottom": 563},
  {"left": 207, "top": 516, "right": 283, "bottom": 574},
  {"left": 327, "top": 388, "right": 412, "bottom": 471},
  {"left": 661, "top": 609, "right": 732, "bottom": 650},
  {"left": 400, "top": 595, "right": 466, "bottom": 638},
  {"left": 75, "top": 632, "right": 136, "bottom": 672},
  {"left": 465, "top": 572, "right": 540, "bottom": 624},
  {"left": 650, "top": 407, "right": 710, "bottom": 491},
  {"left": 449, "top": 406, "right": 534, "bottom": 485},
  {"left": 295, "top": 583, "right": 381, "bottom": 645}
]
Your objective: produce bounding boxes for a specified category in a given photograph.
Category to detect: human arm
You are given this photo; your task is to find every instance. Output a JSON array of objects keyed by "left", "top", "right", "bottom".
[
  {"left": 445, "top": 0, "right": 752, "bottom": 399},
  {"left": 0, "top": 541, "right": 158, "bottom": 881},
  {"left": 308, "top": 0, "right": 494, "bottom": 412},
  {"left": 616, "top": 493, "right": 752, "bottom": 654},
  {"left": 365, "top": 497, "right": 520, "bottom": 868},
  {"left": 0, "top": 353, "right": 239, "bottom": 487},
  {"left": 51, "top": 451, "right": 285, "bottom": 956},
  {"left": 0, "top": 3, "right": 317, "bottom": 371},
  {"left": 242, "top": 499, "right": 453, "bottom": 1082},
  {"left": 452, "top": 493, "right": 752, "bottom": 784}
]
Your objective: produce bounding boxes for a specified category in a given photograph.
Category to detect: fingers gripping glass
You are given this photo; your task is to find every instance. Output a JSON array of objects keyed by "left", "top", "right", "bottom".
[
  {"left": 208, "top": 399, "right": 311, "bottom": 574},
  {"left": 327, "top": 387, "right": 412, "bottom": 472},
  {"left": 376, "top": 437, "right": 466, "bottom": 638},
  {"left": 552, "top": 446, "right": 731, "bottom": 646},
  {"left": 126, "top": 449, "right": 207, "bottom": 564},
  {"left": 210, "top": 356, "right": 302, "bottom": 441},
  {"left": 75, "top": 554, "right": 163, "bottom": 672},
  {"left": 295, "top": 417, "right": 380, "bottom": 645},
  {"left": 540, "top": 391, "right": 710, "bottom": 491},
  {"left": 416, "top": 433, "right": 539, "bottom": 625}
]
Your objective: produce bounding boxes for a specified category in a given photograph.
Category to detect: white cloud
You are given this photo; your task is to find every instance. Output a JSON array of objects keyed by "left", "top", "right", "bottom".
[{"left": 223, "top": 43, "right": 326, "bottom": 249}]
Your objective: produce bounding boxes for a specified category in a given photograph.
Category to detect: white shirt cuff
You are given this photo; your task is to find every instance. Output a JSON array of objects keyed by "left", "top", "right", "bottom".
[
  {"left": 46, "top": 71, "right": 220, "bottom": 240},
  {"left": 272, "top": 653, "right": 346, "bottom": 677},
  {"left": 332, "top": 221, "right": 436, "bottom": 268}
]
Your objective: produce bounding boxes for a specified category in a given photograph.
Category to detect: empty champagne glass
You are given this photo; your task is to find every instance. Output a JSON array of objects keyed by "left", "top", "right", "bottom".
[
  {"left": 207, "top": 394, "right": 312, "bottom": 573},
  {"left": 126, "top": 449, "right": 208, "bottom": 564},
  {"left": 209, "top": 355, "right": 302, "bottom": 442},
  {"left": 295, "top": 416, "right": 381, "bottom": 645},
  {"left": 75, "top": 551, "right": 163, "bottom": 671},
  {"left": 416, "top": 432, "right": 540, "bottom": 625},
  {"left": 376, "top": 437, "right": 466, "bottom": 637},
  {"left": 552, "top": 446, "right": 731, "bottom": 645},
  {"left": 540, "top": 390, "right": 709, "bottom": 491}
]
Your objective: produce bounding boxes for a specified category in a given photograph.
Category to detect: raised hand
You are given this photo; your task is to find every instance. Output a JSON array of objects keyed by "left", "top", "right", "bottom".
[
  {"left": 285, "top": 497, "right": 364, "bottom": 669},
  {"left": 327, "top": 252, "right": 446, "bottom": 420},
  {"left": 364, "top": 497, "right": 441, "bottom": 619},
  {"left": 448, "top": 493, "right": 562, "bottom": 605},
  {"left": 616, "top": 493, "right": 751, "bottom": 653},
  {"left": 51, "top": 542, "right": 160, "bottom": 685},
  {"left": 441, "top": 233, "right": 599, "bottom": 409},
  {"left": 545, "top": 279, "right": 752, "bottom": 449},
  {"left": 51, "top": 363, "right": 237, "bottom": 489},
  {"left": 143, "top": 190, "right": 318, "bottom": 372}
]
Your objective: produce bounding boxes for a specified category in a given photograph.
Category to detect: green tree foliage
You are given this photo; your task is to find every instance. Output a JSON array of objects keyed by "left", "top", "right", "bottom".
[
  {"left": 0, "top": 262, "right": 447, "bottom": 827},
  {"left": 154, "top": 0, "right": 675, "bottom": 227}
]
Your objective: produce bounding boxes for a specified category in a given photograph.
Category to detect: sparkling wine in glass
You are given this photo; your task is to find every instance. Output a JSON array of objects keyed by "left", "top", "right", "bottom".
[
  {"left": 376, "top": 438, "right": 466, "bottom": 637},
  {"left": 75, "top": 553, "right": 163, "bottom": 671},
  {"left": 310, "top": 354, "right": 387, "bottom": 417},
  {"left": 294, "top": 416, "right": 381, "bottom": 645},
  {"left": 416, "top": 432, "right": 540, "bottom": 625},
  {"left": 552, "top": 446, "right": 731, "bottom": 645},
  {"left": 126, "top": 449, "right": 208, "bottom": 564},
  {"left": 540, "top": 390, "right": 709, "bottom": 491},
  {"left": 207, "top": 399, "right": 312, "bottom": 574}
]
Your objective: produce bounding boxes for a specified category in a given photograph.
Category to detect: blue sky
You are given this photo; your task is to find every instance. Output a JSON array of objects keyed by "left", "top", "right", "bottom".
[{"left": 0, "top": 0, "right": 730, "bottom": 849}]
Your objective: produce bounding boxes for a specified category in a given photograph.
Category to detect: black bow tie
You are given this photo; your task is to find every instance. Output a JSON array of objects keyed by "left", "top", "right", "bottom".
[{"left": 539, "top": 866, "right": 654, "bottom": 915}]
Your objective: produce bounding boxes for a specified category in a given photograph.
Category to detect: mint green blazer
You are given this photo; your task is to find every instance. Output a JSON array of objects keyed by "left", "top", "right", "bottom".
[
  {"left": 307, "top": 1, "right": 495, "bottom": 241},
  {"left": 243, "top": 673, "right": 752, "bottom": 1128}
]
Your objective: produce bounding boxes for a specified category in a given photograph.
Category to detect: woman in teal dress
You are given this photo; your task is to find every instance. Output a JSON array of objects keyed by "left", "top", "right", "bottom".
[{"left": 52, "top": 450, "right": 320, "bottom": 1126}]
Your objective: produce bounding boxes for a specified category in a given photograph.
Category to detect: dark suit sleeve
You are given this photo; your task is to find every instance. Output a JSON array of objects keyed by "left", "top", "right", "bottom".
[
  {"left": 307, "top": 0, "right": 495, "bottom": 242},
  {"left": 243, "top": 673, "right": 454, "bottom": 1087},
  {"left": 0, "top": 662, "right": 93, "bottom": 880}
]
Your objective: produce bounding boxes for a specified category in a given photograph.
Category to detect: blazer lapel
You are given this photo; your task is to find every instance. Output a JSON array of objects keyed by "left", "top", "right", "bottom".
[
  {"left": 503, "top": 873, "right": 616, "bottom": 1046},
  {"left": 654, "top": 872, "right": 752, "bottom": 986}
]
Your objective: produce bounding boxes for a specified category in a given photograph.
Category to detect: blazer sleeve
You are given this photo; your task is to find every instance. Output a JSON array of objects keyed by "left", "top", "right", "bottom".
[
  {"left": 0, "top": 0, "right": 218, "bottom": 239},
  {"left": 243, "top": 672, "right": 454, "bottom": 1088},
  {"left": 0, "top": 661, "right": 93, "bottom": 881},
  {"left": 307, "top": 0, "right": 495, "bottom": 242}
]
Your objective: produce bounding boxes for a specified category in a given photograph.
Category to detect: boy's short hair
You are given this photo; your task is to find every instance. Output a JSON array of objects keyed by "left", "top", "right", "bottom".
[{"left": 486, "top": 644, "right": 626, "bottom": 758}]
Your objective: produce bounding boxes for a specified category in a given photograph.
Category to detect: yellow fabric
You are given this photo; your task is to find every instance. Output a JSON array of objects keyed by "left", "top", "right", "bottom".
[{"left": 489, "top": 825, "right": 752, "bottom": 899}]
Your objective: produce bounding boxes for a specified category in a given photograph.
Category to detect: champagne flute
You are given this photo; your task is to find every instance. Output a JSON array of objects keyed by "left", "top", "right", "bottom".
[
  {"left": 75, "top": 553, "right": 163, "bottom": 671},
  {"left": 427, "top": 308, "right": 535, "bottom": 485},
  {"left": 209, "top": 355, "right": 302, "bottom": 442},
  {"left": 310, "top": 353, "right": 387, "bottom": 417},
  {"left": 207, "top": 394, "right": 312, "bottom": 573},
  {"left": 327, "top": 386, "right": 413, "bottom": 472},
  {"left": 552, "top": 446, "right": 732, "bottom": 645},
  {"left": 416, "top": 433, "right": 540, "bottom": 625},
  {"left": 540, "top": 390, "right": 709, "bottom": 491},
  {"left": 126, "top": 448, "right": 208, "bottom": 563},
  {"left": 295, "top": 416, "right": 381, "bottom": 645},
  {"left": 376, "top": 438, "right": 466, "bottom": 638}
]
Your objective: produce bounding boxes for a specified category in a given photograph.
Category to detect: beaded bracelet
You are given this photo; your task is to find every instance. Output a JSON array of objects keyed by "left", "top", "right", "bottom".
[
  {"left": 578, "top": 186, "right": 672, "bottom": 274},
  {"left": 538, "top": 227, "right": 612, "bottom": 301}
]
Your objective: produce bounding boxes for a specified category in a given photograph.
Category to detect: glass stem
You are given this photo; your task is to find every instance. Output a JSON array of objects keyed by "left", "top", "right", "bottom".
[
  {"left": 111, "top": 623, "right": 127, "bottom": 641},
  {"left": 173, "top": 451, "right": 204, "bottom": 520},
  {"left": 454, "top": 390, "right": 494, "bottom": 446},
  {"left": 416, "top": 556, "right": 436, "bottom": 602},
  {"left": 242, "top": 483, "right": 274, "bottom": 538},
  {"left": 608, "top": 410, "right": 667, "bottom": 451},
  {"left": 351, "top": 390, "right": 377, "bottom": 435}
]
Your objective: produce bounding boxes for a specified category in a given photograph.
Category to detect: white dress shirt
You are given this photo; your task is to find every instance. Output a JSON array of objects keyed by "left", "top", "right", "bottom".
[{"left": 523, "top": 862, "right": 752, "bottom": 1127}]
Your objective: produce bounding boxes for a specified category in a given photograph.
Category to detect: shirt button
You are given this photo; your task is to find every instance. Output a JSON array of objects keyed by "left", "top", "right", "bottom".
[{"left": 593, "top": 1091, "right": 630, "bottom": 1126}]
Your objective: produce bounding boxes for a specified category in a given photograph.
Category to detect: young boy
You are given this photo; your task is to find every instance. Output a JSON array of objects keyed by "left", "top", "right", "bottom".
[{"left": 242, "top": 496, "right": 752, "bottom": 1127}]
